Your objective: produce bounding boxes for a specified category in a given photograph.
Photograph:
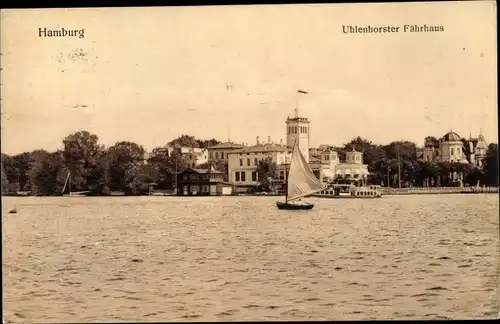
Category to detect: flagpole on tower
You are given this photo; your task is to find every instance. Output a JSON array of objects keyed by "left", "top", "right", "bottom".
[
  {"left": 296, "top": 89, "right": 308, "bottom": 118},
  {"left": 295, "top": 92, "right": 299, "bottom": 118}
]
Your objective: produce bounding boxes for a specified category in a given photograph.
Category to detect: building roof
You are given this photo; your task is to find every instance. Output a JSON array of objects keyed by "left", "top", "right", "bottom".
[
  {"left": 442, "top": 130, "right": 461, "bottom": 142},
  {"left": 229, "top": 143, "right": 290, "bottom": 154},
  {"left": 309, "top": 156, "right": 322, "bottom": 163},
  {"left": 187, "top": 166, "right": 224, "bottom": 174},
  {"left": 286, "top": 116, "right": 310, "bottom": 123},
  {"left": 207, "top": 142, "right": 244, "bottom": 150}
]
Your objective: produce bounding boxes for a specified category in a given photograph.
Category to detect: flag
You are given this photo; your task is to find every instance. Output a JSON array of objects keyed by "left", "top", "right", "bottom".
[{"left": 298, "top": 89, "right": 308, "bottom": 94}]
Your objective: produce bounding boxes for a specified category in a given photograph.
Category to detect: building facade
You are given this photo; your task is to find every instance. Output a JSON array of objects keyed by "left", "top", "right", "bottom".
[
  {"left": 422, "top": 130, "right": 488, "bottom": 167},
  {"left": 163, "top": 145, "right": 209, "bottom": 167},
  {"left": 227, "top": 138, "right": 291, "bottom": 190},
  {"left": 207, "top": 142, "right": 245, "bottom": 162},
  {"left": 333, "top": 149, "right": 370, "bottom": 183},
  {"left": 176, "top": 166, "right": 232, "bottom": 196}
]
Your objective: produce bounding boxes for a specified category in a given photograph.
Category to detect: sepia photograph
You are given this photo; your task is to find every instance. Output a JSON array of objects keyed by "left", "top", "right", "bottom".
[{"left": 1, "top": 1, "right": 498, "bottom": 322}]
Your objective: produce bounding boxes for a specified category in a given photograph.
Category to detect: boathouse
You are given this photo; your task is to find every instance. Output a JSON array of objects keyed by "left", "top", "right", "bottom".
[{"left": 176, "top": 166, "right": 233, "bottom": 196}]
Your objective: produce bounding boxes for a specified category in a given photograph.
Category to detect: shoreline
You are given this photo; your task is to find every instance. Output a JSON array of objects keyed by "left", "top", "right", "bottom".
[
  {"left": 382, "top": 186, "right": 499, "bottom": 196},
  {"left": 2, "top": 187, "right": 498, "bottom": 198}
]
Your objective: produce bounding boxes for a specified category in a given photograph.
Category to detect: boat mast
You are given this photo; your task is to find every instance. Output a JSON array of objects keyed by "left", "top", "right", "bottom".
[
  {"left": 69, "top": 171, "right": 72, "bottom": 194},
  {"left": 397, "top": 147, "right": 401, "bottom": 188},
  {"left": 175, "top": 161, "right": 178, "bottom": 195},
  {"left": 285, "top": 157, "right": 288, "bottom": 203}
]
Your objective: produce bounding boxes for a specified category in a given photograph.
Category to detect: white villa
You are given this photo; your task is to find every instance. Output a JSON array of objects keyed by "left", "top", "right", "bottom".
[
  {"left": 227, "top": 136, "right": 290, "bottom": 192},
  {"left": 163, "top": 145, "right": 209, "bottom": 168},
  {"left": 421, "top": 130, "right": 488, "bottom": 167}
]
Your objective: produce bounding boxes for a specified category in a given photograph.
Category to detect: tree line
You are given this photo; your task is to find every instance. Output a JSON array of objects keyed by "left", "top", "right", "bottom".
[
  {"left": 1, "top": 131, "right": 224, "bottom": 196},
  {"left": 1, "top": 131, "right": 498, "bottom": 196}
]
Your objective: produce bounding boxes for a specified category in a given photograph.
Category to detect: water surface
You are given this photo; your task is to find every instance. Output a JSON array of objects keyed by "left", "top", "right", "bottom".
[{"left": 2, "top": 194, "right": 499, "bottom": 322}]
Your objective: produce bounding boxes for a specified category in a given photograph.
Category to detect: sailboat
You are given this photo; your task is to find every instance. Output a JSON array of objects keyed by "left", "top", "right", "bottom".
[
  {"left": 61, "top": 171, "right": 90, "bottom": 197},
  {"left": 276, "top": 142, "right": 325, "bottom": 210}
]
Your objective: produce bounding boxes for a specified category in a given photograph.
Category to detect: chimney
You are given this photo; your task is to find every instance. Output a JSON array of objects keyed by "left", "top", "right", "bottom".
[
  {"left": 268, "top": 136, "right": 271, "bottom": 144},
  {"left": 256, "top": 136, "right": 260, "bottom": 145},
  {"left": 280, "top": 138, "right": 283, "bottom": 146}
]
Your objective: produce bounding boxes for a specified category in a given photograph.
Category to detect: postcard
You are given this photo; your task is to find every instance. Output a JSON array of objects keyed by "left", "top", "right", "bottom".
[{"left": 1, "top": 1, "right": 498, "bottom": 322}]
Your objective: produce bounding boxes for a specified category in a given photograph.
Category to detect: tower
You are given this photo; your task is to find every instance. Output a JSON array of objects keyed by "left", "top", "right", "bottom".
[
  {"left": 286, "top": 116, "right": 310, "bottom": 163},
  {"left": 346, "top": 147, "right": 363, "bottom": 164}
]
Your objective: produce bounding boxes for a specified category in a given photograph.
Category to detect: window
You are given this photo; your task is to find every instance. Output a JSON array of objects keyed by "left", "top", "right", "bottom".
[
  {"left": 239, "top": 159, "right": 243, "bottom": 166},
  {"left": 241, "top": 172, "right": 246, "bottom": 182},
  {"left": 280, "top": 171, "right": 284, "bottom": 180},
  {"left": 252, "top": 171, "right": 257, "bottom": 181},
  {"left": 221, "top": 152, "right": 224, "bottom": 159},
  {"left": 235, "top": 172, "right": 240, "bottom": 182},
  {"left": 451, "top": 148, "right": 454, "bottom": 156},
  {"left": 209, "top": 152, "right": 213, "bottom": 159},
  {"left": 254, "top": 158, "right": 258, "bottom": 166},
  {"left": 247, "top": 158, "right": 250, "bottom": 166},
  {"left": 215, "top": 152, "right": 219, "bottom": 159}
]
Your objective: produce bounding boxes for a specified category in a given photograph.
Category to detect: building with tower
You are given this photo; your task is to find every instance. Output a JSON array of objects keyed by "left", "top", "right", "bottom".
[
  {"left": 286, "top": 116, "right": 310, "bottom": 163},
  {"left": 225, "top": 97, "right": 371, "bottom": 191},
  {"left": 421, "top": 129, "right": 488, "bottom": 167},
  {"left": 332, "top": 147, "right": 370, "bottom": 183}
]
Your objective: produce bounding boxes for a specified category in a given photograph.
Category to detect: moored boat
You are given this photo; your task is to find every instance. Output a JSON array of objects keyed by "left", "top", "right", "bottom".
[
  {"left": 61, "top": 171, "right": 90, "bottom": 197},
  {"left": 312, "top": 183, "right": 382, "bottom": 198}
]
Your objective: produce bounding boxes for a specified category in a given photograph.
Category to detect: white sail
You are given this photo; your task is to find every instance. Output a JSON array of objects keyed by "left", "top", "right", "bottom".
[{"left": 287, "top": 143, "right": 325, "bottom": 201}]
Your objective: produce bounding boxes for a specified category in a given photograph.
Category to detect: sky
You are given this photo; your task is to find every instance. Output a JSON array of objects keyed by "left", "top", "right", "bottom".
[{"left": 1, "top": 1, "right": 497, "bottom": 155}]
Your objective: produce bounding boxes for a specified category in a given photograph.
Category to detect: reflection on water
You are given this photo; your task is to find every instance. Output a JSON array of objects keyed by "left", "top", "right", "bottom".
[{"left": 2, "top": 195, "right": 499, "bottom": 322}]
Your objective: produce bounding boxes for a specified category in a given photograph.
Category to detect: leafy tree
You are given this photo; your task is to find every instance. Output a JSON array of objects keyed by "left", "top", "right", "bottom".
[
  {"left": 125, "top": 163, "right": 159, "bottom": 195},
  {"left": 1, "top": 162, "right": 9, "bottom": 194},
  {"left": 168, "top": 135, "right": 200, "bottom": 148},
  {"left": 1, "top": 152, "right": 36, "bottom": 191},
  {"left": 424, "top": 136, "right": 440, "bottom": 148},
  {"left": 85, "top": 150, "right": 110, "bottom": 195},
  {"left": 482, "top": 143, "right": 498, "bottom": 186},
  {"left": 197, "top": 138, "right": 220, "bottom": 148},
  {"left": 62, "top": 131, "right": 105, "bottom": 191},
  {"left": 169, "top": 135, "right": 221, "bottom": 149},
  {"left": 464, "top": 165, "right": 483, "bottom": 186},
  {"left": 256, "top": 157, "right": 278, "bottom": 192},
  {"left": 148, "top": 147, "right": 174, "bottom": 189},
  {"left": 28, "top": 151, "right": 65, "bottom": 195},
  {"left": 107, "top": 141, "right": 145, "bottom": 191}
]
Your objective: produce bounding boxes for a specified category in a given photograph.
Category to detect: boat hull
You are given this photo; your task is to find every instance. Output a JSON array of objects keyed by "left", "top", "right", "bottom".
[
  {"left": 311, "top": 194, "right": 381, "bottom": 199},
  {"left": 276, "top": 201, "right": 314, "bottom": 210}
]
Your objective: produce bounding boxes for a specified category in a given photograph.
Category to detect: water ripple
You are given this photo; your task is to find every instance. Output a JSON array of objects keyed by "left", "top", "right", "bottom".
[{"left": 2, "top": 195, "right": 498, "bottom": 322}]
